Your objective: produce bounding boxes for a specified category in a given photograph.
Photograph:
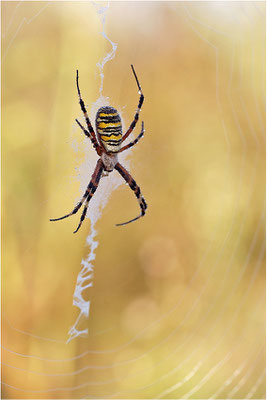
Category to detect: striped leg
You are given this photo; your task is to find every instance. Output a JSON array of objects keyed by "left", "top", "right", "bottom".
[
  {"left": 115, "top": 162, "right": 147, "bottom": 226},
  {"left": 75, "top": 119, "right": 101, "bottom": 155},
  {"left": 76, "top": 70, "right": 102, "bottom": 155},
  {"left": 119, "top": 121, "right": 144, "bottom": 153},
  {"left": 50, "top": 159, "right": 104, "bottom": 229},
  {"left": 122, "top": 65, "right": 144, "bottom": 143},
  {"left": 73, "top": 159, "right": 104, "bottom": 233}
]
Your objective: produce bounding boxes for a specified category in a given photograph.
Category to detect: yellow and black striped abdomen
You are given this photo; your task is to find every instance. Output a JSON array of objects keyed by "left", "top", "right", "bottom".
[{"left": 95, "top": 106, "right": 122, "bottom": 153}]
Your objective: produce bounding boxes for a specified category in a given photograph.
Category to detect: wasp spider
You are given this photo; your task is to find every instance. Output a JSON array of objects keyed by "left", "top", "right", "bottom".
[{"left": 50, "top": 65, "right": 147, "bottom": 233}]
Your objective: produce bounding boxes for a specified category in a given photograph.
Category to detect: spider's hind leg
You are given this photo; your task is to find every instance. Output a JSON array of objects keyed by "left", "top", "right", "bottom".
[{"left": 121, "top": 65, "right": 144, "bottom": 143}]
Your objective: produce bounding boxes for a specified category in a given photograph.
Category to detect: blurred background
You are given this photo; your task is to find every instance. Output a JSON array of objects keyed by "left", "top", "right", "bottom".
[{"left": 2, "top": 1, "right": 265, "bottom": 399}]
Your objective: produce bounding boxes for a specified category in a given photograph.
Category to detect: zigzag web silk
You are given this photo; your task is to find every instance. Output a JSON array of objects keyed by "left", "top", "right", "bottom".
[
  {"left": 2, "top": 2, "right": 265, "bottom": 399},
  {"left": 67, "top": 1, "right": 121, "bottom": 343}
]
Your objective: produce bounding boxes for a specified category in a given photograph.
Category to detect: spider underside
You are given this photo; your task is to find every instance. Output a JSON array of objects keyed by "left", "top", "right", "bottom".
[{"left": 50, "top": 65, "right": 147, "bottom": 233}]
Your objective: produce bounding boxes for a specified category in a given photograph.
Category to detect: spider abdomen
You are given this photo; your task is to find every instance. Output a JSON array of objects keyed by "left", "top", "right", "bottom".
[{"left": 96, "top": 106, "right": 122, "bottom": 153}]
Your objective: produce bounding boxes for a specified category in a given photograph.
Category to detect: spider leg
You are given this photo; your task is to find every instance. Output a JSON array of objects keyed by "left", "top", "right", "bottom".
[
  {"left": 76, "top": 70, "right": 102, "bottom": 156},
  {"left": 118, "top": 121, "right": 145, "bottom": 153},
  {"left": 73, "top": 159, "right": 104, "bottom": 233},
  {"left": 121, "top": 65, "right": 144, "bottom": 143},
  {"left": 50, "top": 159, "right": 104, "bottom": 226},
  {"left": 72, "top": 193, "right": 92, "bottom": 234},
  {"left": 115, "top": 162, "right": 147, "bottom": 226},
  {"left": 75, "top": 119, "right": 100, "bottom": 154}
]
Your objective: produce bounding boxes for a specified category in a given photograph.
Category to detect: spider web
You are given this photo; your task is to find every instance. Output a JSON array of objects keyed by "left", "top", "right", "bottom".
[
  {"left": 67, "top": 0, "right": 122, "bottom": 344},
  {"left": 2, "top": 2, "right": 265, "bottom": 399}
]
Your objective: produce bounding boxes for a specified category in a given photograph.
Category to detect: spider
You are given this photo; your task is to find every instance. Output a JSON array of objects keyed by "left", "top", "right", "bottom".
[{"left": 50, "top": 65, "right": 147, "bottom": 233}]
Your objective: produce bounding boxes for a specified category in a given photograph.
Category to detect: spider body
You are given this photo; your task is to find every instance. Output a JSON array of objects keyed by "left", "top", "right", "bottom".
[
  {"left": 96, "top": 106, "right": 122, "bottom": 153},
  {"left": 50, "top": 65, "right": 147, "bottom": 233},
  {"left": 101, "top": 151, "right": 118, "bottom": 173}
]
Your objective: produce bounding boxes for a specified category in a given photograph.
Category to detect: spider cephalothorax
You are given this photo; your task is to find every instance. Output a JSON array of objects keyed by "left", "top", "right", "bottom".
[{"left": 50, "top": 65, "right": 147, "bottom": 233}]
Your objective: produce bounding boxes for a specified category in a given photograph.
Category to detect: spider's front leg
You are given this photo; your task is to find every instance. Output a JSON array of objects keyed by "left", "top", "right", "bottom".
[
  {"left": 115, "top": 162, "right": 147, "bottom": 226},
  {"left": 73, "top": 159, "right": 104, "bottom": 233},
  {"left": 50, "top": 159, "right": 104, "bottom": 233}
]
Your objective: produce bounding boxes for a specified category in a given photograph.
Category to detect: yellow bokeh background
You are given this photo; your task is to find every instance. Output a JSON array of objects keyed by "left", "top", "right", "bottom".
[{"left": 2, "top": 1, "right": 265, "bottom": 399}]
